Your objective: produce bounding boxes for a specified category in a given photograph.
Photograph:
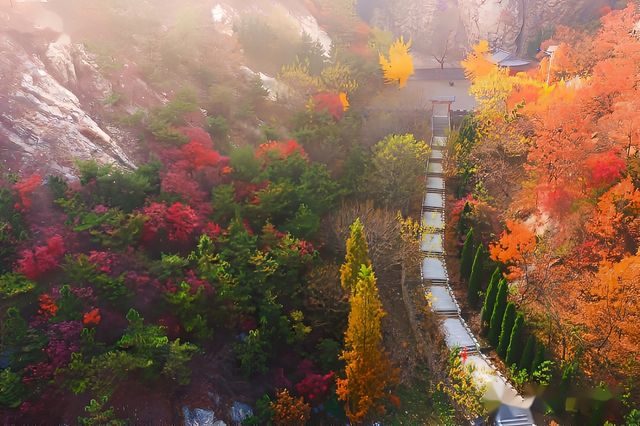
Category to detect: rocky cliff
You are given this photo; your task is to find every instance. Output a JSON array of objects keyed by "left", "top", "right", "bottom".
[
  {"left": 0, "top": 5, "right": 139, "bottom": 177},
  {"left": 366, "top": 0, "right": 609, "bottom": 62}
]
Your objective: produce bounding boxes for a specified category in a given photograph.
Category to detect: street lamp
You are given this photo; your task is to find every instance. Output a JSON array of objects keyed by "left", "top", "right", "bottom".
[{"left": 543, "top": 45, "right": 558, "bottom": 85}]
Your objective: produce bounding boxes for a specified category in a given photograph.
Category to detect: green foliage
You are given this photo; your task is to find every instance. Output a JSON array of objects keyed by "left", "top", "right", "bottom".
[
  {"left": 506, "top": 312, "right": 524, "bottom": 367},
  {"left": 229, "top": 147, "right": 261, "bottom": 181},
  {"left": 164, "top": 281, "right": 212, "bottom": 340},
  {"left": 0, "top": 368, "right": 25, "bottom": 409},
  {"left": 508, "top": 364, "right": 530, "bottom": 388},
  {"left": 316, "top": 338, "right": 343, "bottom": 372},
  {"left": 460, "top": 228, "right": 475, "bottom": 282},
  {"left": 0, "top": 308, "right": 47, "bottom": 369},
  {"left": 244, "top": 394, "right": 274, "bottom": 426},
  {"left": 116, "top": 309, "right": 197, "bottom": 384},
  {"left": 0, "top": 273, "right": 36, "bottom": 300},
  {"left": 488, "top": 279, "right": 508, "bottom": 346},
  {"left": 480, "top": 267, "right": 500, "bottom": 329},
  {"left": 76, "top": 160, "right": 161, "bottom": 212},
  {"left": 103, "top": 91, "right": 123, "bottom": 107},
  {"left": 283, "top": 204, "right": 320, "bottom": 240},
  {"left": 340, "top": 145, "right": 370, "bottom": 197},
  {"left": 211, "top": 184, "right": 240, "bottom": 225},
  {"left": 531, "top": 342, "right": 546, "bottom": 377},
  {"left": 340, "top": 218, "right": 371, "bottom": 294},
  {"left": 532, "top": 360, "right": 554, "bottom": 386},
  {"left": 54, "top": 285, "right": 84, "bottom": 322},
  {"left": 147, "top": 89, "right": 199, "bottom": 144},
  {"left": 93, "top": 274, "right": 132, "bottom": 305},
  {"left": 497, "top": 302, "right": 516, "bottom": 358},
  {"left": 367, "top": 133, "right": 430, "bottom": 212},
  {"left": 162, "top": 338, "right": 198, "bottom": 385},
  {"left": 77, "top": 395, "right": 127, "bottom": 426},
  {"left": 450, "top": 115, "right": 478, "bottom": 198},
  {"left": 153, "top": 253, "right": 189, "bottom": 280},
  {"left": 292, "top": 109, "right": 362, "bottom": 162},
  {"left": 467, "top": 245, "right": 483, "bottom": 306},
  {"left": 206, "top": 115, "right": 229, "bottom": 140},
  {"left": 0, "top": 188, "right": 29, "bottom": 273},
  {"left": 235, "top": 328, "right": 270, "bottom": 377},
  {"left": 519, "top": 335, "right": 536, "bottom": 372}
]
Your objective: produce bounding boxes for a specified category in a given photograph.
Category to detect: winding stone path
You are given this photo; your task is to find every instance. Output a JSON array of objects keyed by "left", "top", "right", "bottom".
[{"left": 421, "top": 98, "right": 535, "bottom": 426}]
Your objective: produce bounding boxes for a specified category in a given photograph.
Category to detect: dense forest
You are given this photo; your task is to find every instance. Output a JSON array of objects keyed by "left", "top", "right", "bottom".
[{"left": 0, "top": 0, "right": 638, "bottom": 425}]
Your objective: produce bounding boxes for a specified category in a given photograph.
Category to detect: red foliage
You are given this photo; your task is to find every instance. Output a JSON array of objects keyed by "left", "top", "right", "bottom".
[
  {"left": 203, "top": 222, "right": 222, "bottom": 239},
  {"left": 142, "top": 202, "right": 201, "bottom": 243},
  {"left": 313, "top": 92, "right": 346, "bottom": 119},
  {"left": 82, "top": 308, "right": 101, "bottom": 326},
  {"left": 159, "top": 128, "right": 229, "bottom": 210},
  {"left": 87, "top": 251, "right": 114, "bottom": 274},
  {"left": 38, "top": 294, "right": 58, "bottom": 318},
  {"left": 16, "top": 235, "right": 66, "bottom": 279},
  {"left": 256, "top": 140, "right": 307, "bottom": 161},
  {"left": 161, "top": 168, "right": 209, "bottom": 205},
  {"left": 585, "top": 151, "right": 626, "bottom": 187},
  {"left": 295, "top": 371, "right": 335, "bottom": 405},
  {"left": 13, "top": 174, "right": 42, "bottom": 211}
]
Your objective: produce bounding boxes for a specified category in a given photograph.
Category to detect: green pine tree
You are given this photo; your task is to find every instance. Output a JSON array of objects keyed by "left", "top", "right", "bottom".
[
  {"left": 519, "top": 335, "right": 536, "bottom": 373},
  {"left": 531, "top": 343, "right": 546, "bottom": 376},
  {"left": 488, "top": 279, "right": 508, "bottom": 346},
  {"left": 497, "top": 302, "right": 516, "bottom": 358},
  {"left": 460, "top": 228, "right": 475, "bottom": 281},
  {"left": 505, "top": 313, "right": 524, "bottom": 367},
  {"left": 467, "top": 245, "right": 484, "bottom": 306},
  {"left": 340, "top": 218, "right": 371, "bottom": 295},
  {"left": 480, "top": 268, "right": 501, "bottom": 330}
]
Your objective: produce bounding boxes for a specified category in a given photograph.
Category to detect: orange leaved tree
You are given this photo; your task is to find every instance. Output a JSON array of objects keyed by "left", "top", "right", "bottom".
[
  {"left": 270, "top": 388, "right": 311, "bottom": 426},
  {"left": 489, "top": 220, "right": 536, "bottom": 281},
  {"left": 336, "top": 265, "right": 395, "bottom": 423}
]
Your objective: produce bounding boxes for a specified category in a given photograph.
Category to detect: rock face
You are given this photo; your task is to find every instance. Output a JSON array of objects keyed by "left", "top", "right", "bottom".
[
  {"left": 366, "top": 0, "right": 606, "bottom": 58},
  {"left": 0, "top": 32, "right": 136, "bottom": 176}
]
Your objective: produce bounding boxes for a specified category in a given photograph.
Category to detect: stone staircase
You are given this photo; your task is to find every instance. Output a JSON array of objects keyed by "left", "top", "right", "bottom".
[{"left": 421, "top": 98, "right": 535, "bottom": 425}]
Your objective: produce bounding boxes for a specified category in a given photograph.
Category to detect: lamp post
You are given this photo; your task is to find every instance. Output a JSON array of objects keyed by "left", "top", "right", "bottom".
[{"left": 543, "top": 45, "right": 558, "bottom": 85}]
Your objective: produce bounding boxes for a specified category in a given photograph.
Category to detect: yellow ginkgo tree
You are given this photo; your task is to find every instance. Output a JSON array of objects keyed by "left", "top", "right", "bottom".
[{"left": 379, "top": 36, "right": 415, "bottom": 88}]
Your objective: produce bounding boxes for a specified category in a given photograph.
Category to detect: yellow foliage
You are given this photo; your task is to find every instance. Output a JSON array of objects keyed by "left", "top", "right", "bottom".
[
  {"left": 379, "top": 36, "right": 415, "bottom": 88},
  {"left": 461, "top": 40, "right": 495, "bottom": 80},
  {"left": 336, "top": 265, "right": 396, "bottom": 423},
  {"left": 339, "top": 92, "right": 350, "bottom": 111}
]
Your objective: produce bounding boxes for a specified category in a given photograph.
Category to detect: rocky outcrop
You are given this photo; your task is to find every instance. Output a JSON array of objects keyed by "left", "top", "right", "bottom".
[
  {"left": 456, "top": 0, "right": 604, "bottom": 54},
  {"left": 366, "top": 0, "right": 607, "bottom": 57},
  {"left": 0, "top": 32, "right": 136, "bottom": 177}
]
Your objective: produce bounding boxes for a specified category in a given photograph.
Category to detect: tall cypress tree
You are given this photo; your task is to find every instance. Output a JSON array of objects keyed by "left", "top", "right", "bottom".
[
  {"left": 519, "top": 335, "right": 536, "bottom": 373},
  {"left": 467, "top": 245, "right": 483, "bottom": 306},
  {"left": 497, "top": 302, "right": 516, "bottom": 358},
  {"left": 336, "top": 265, "right": 394, "bottom": 423},
  {"left": 505, "top": 312, "right": 524, "bottom": 367},
  {"left": 480, "top": 268, "right": 501, "bottom": 330},
  {"left": 460, "top": 227, "right": 475, "bottom": 281},
  {"left": 340, "top": 218, "right": 371, "bottom": 295},
  {"left": 488, "top": 279, "right": 508, "bottom": 346},
  {"left": 531, "top": 343, "right": 546, "bottom": 376}
]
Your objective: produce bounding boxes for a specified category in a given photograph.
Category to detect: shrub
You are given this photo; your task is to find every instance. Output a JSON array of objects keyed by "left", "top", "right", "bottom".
[
  {"left": 488, "top": 279, "right": 508, "bottom": 346},
  {"left": 0, "top": 273, "right": 36, "bottom": 299},
  {"left": 460, "top": 228, "right": 475, "bottom": 281},
  {"left": 497, "top": 302, "right": 516, "bottom": 358}
]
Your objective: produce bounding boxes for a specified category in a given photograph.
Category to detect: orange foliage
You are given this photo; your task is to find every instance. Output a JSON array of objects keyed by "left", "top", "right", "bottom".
[
  {"left": 489, "top": 220, "right": 536, "bottom": 280},
  {"left": 256, "top": 140, "right": 307, "bottom": 161},
  {"left": 575, "top": 255, "right": 640, "bottom": 379},
  {"left": 270, "top": 389, "right": 311, "bottom": 426},
  {"left": 82, "top": 308, "right": 101, "bottom": 326}
]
